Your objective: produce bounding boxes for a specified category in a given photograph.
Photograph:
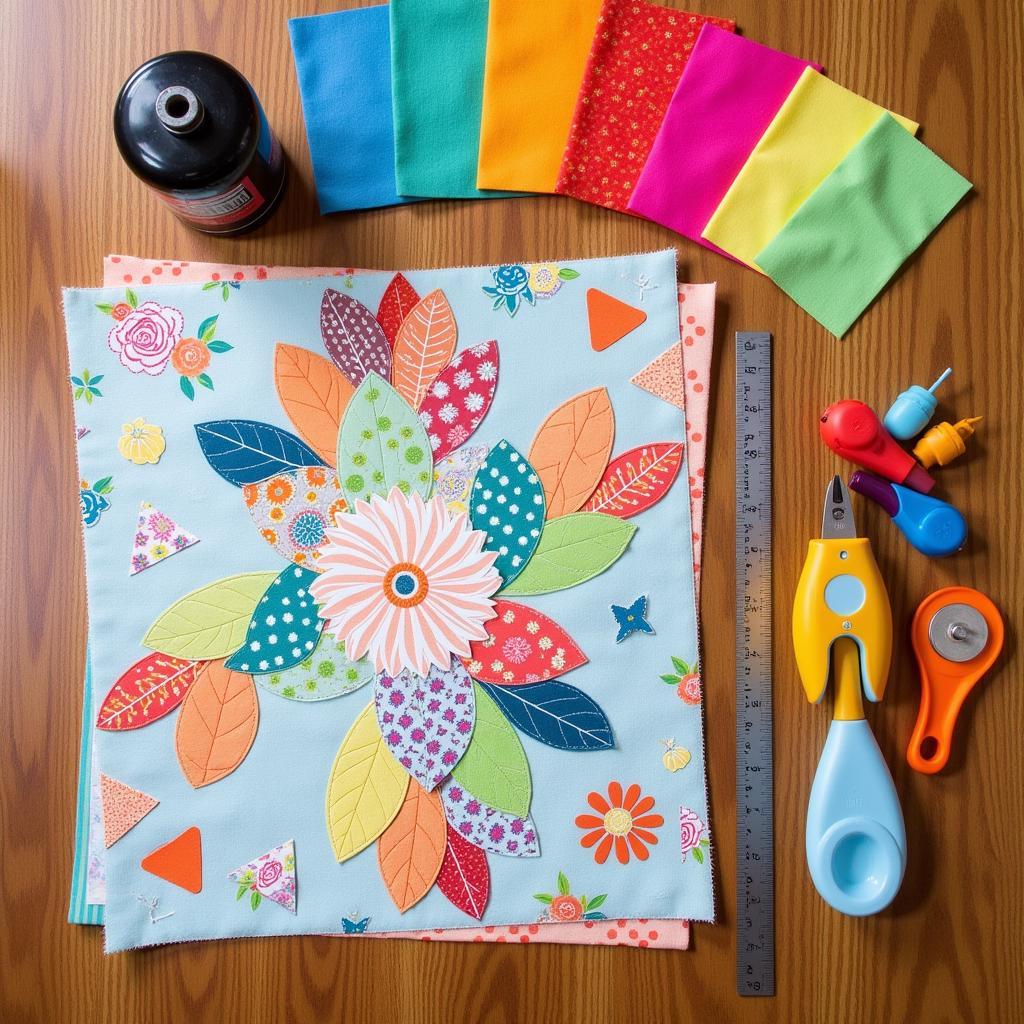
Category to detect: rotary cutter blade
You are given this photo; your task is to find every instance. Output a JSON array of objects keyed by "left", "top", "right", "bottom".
[{"left": 908, "top": 587, "right": 1004, "bottom": 773}]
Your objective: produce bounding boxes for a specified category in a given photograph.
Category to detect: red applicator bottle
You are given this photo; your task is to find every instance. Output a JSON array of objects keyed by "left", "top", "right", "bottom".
[{"left": 820, "top": 400, "right": 935, "bottom": 493}]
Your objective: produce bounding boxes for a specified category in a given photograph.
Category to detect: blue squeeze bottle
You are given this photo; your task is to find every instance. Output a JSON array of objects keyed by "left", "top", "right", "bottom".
[{"left": 883, "top": 368, "right": 952, "bottom": 441}]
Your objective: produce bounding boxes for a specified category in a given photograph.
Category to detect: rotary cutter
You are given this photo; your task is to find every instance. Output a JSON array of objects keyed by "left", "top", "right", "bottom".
[
  {"left": 793, "top": 476, "right": 906, "bottom": 916},
  {"left": 907, "top": 587, "right": 1004, "bottom": 773}
]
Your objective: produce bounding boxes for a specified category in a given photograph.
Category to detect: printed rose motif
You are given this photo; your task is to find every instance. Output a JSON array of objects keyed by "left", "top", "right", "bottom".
[
  {"left": 171, "top": 337, "right": 212, "bottom": 378},
  {"left": 533, "top": 870, "right": 607, "bottom": 921},
  {"left": 660, "top": 656, "right": 701, "bottom": 705},
  {"left": 484, "top": 264, "right": 579, "bottom": 316},
  {"left": 258, "top": 859, "right": 283, "bottom": 888},
  {"left": 107, "top": 301, "right": 184, "bottom": 376},
  {"left": 483, "top": 265, "right": 535, "bottom": 317},
  {"left": 80, "top": 488, "right": 110, "bottom": 527},
  {"left": 80, "top": 476, "right": 113, "bottom": 528},
  {"left": 550, "top": 894, "right": 583, "bottom": 920},
  {"left": 111, "top": 302, "right": 133, "bottom": 321},
  {"left": 679, "top": 807, "right": 710, "bottom": 864}
]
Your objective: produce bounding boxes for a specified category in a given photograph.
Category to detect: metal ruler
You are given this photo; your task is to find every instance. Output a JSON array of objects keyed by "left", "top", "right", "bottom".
[{"left": 734, "top": 332, "right": 775, "bottom": 997}]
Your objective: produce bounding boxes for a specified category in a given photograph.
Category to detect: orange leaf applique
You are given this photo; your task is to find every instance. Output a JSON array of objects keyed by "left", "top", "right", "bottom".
[
  {"left": 391, "top": 289, "right": 458, "bottom": 410},
  {"left": 377, "top": 781, "right": 447, "bottom": 913},
  {"left": 274, "top": 343, "right": 354, "bottom": 467},
  {"left": 528, "top": 387, "right": 615, "bottom": 518},
  {"left": 174, "top": 660, "right": 259, "bottom": 789}
]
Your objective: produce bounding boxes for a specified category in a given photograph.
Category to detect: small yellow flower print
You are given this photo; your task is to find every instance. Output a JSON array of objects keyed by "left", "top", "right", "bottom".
[{"left": 117, "top": 418, "right": 166, "bottom": 465}]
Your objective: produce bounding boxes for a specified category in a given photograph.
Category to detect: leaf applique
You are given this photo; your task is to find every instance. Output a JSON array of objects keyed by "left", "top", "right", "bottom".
[
  {"left": 469, "top": 440, "right": 545, "bottom": 586},
  {"left": 377, "top": 782, "right": 447, "bottom": 913},
  {"left": 195, "top": 420, "right": 327, "bottom": 487},
  {"left": 418, "top": 341, "right": 499, "bottom": 460},
  {"left": 500, "top": 513, "right": 636, "bottom": 596},
  {"left": 582, "top": 442, "right": 684, "bottom": 517},
  {"left": 325, "top": 701, "right": 410, "bottom": 862},
  {"left": 440, "top": 776, "right": 539, "bottom": 857},
  {"left": 257, "top": 635, "right": 374, "bottom": 702},
  {"left": 242, "top": 468, "right": 347, "bottom": 569},
  {"left": 435, "top": 823, "right": 490, "bottom": 919},
  {"left": 479, "top": 680, "right": 614, "bottom": 751},
  {"left": 143, "top": 572, "right": 279, "bottom": 660},
  {"left": 373, "top": 660, "right": 476, "bottom": 791},
  {"left": 336, "top": 373, "right": 434, "bottom": 505},
  {"left": 528, "top": 388, "right": 615, "bottom": 518},
  {"left": 466, "top": 600, "right": 586, "bottom": 685},
  {"left": 450, "top": 683, "right": 531, "bottom": 818},
  {"left": 320, "top": 289, "right": 391, "bottom": 386},
  {"left": 225, "top": 565, "right": 324, "bottom": 674},
  {"left": 96, "top": 653, "right": 201, "bottom": 730},
  {"left": 376, "top": 273, "right": 421, "bottom": 350},
  {"left": 391, "top": 289, "right": 458, "bottom": 410},
  {"left": 273, "top": 343, "right": 354, "bottom": 467},
  {"left": 174, "top": 660, "right": 259, "bottom": 788}
]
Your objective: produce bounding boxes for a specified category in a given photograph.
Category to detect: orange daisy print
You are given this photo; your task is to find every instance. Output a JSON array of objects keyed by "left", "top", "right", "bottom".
[{"left": 576, "top": 781, "right": 664, "bottom": 865}]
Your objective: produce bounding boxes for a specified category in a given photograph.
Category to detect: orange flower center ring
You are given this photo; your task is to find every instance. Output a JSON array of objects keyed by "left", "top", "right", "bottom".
[
  {"left": 603, "top": 808, "right": 633, "bottom": 836},
  {"left": 383, "top": 562, "right": 429, "bottom": 608}
]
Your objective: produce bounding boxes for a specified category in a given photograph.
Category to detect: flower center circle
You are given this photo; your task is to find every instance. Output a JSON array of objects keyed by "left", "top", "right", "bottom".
[
  {"left": 603, "top": 807, "right": 633, "bottom": 837},
  {"left": 383, "top": 562, "right": 428, "bottom": 608}
]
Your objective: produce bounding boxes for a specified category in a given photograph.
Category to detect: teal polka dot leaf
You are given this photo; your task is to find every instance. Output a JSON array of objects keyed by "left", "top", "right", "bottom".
[
  {"left": 336, "top": 372, "right": 434, "bottom": 506},
  {"left": 225, "top": 565, "right": 324, "bottom": 674},
  {"left": 469, "top": 440, "right": 545, "bottom": 586},
  {"left": 256, "top": 634, "right": 374, "bottom": 702}
]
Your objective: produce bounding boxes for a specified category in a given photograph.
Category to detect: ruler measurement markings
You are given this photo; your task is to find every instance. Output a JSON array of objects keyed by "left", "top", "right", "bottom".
[{"left": 735, "top": 332, "right": 775, "bottom": 998}]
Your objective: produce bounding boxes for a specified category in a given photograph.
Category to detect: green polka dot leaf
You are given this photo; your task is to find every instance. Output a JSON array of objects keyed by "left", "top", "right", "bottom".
[
  {"left": 256, "top": 634, "right": 374, "bottom": 702},
  {"left": 336, "top": 372, "right": 434, "bottom": 506},
  {"left": 225, "top": 565, "right": 324, "bottom": 674},
  {"left": 469, "top": 440, "right": 545, "bottom": 586}
]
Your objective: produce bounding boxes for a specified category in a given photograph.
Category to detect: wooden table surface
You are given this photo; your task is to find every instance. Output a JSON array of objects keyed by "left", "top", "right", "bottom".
[{"left": 2, "top": 1, "right": 1021, "bottom": 1021}]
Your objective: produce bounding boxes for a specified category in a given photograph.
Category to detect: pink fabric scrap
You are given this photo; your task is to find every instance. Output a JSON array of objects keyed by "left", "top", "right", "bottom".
[{"left": 628, "top": 25, "right": 821, "bottom": 254}]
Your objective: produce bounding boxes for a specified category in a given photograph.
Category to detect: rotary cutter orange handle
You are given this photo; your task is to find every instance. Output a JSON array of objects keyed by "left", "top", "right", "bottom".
[{"left": 908, "top": 587, "right": 1004, "bottom": 774}]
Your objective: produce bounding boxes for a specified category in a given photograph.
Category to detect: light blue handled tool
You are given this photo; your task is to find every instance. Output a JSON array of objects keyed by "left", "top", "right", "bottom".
[{"left": 793, "top": 477, "right": 907, "bottom": 916}]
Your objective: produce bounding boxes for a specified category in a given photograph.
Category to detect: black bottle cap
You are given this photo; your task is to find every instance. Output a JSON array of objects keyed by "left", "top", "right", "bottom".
[{"left": 114, "top": 51, "right": 261, "bottom": 192}]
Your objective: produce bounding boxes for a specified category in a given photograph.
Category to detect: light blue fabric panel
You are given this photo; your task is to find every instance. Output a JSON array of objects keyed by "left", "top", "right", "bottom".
[{"left": 63, "top": 249, "right": 712, "bottom": 953}]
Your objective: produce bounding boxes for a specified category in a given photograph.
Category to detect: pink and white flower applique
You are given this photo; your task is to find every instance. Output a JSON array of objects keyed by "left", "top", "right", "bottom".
[{"left": 310, "top": 488, "right": 500, "bottom": 678}]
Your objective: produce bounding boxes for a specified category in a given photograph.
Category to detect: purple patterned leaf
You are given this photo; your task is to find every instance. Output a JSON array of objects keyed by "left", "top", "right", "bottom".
[
  {"left": 320, "top": 289, "right": 391, "bottom": 387},
  {"left": 373, "top": 659, "right": 476, "bottom": 791},
  {"left": 439, "top": 777, "right": 540, "bottom": 858}
]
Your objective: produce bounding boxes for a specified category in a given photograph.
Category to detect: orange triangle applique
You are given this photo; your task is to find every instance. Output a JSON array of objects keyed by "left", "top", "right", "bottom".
[
  {"left": 141, "top": 826, "right": 203, "bottom": 893},
  {"left": 586, "top": 289, "right": 648, "bottom": 351},
  {"left": 101, "top": 773, "right": 159, "bottom": 848}
]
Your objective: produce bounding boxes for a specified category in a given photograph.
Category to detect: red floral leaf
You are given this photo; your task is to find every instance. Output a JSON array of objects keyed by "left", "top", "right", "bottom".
[
  {"left": 435, "top": 823, "right": 490, "bottom": 920},
  {"left": 417, "top": 341, "right": 499, "bottom": 460},
  {"left": 467, "top": 600, "right": 587, "bottom": 686},
  {"left": 376, "top": 273, "right": 420, "bottom": 350},
  {"left": 582, "top": 442, "right": 684, "bottom": 518},
  {"left": 96, "top": 653, "right": 202, "bottom": 731}
]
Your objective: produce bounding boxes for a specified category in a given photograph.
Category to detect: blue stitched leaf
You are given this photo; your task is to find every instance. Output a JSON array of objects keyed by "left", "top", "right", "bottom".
[
  {"left": 479, "top": 680, "right": 614, "bottom": 751},
  {"left": 225, "top": 565, "right": 324, "bottom": 674},
  {"left": 469, "top": 440, "right": 545, "bottom": 586},
  {"left": 195, "top": 420, "right": 327, "bottom": 487}
]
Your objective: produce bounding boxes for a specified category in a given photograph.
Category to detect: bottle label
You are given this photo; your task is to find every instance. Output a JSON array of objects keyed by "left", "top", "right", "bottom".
[{"left": 157, "top": 176, "right": 266, "bottom": 228}]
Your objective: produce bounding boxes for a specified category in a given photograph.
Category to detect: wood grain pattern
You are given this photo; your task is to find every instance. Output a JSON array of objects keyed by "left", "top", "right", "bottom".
[{"left": 0, "top": 0, "right": 1021, "bottom": 1021}]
